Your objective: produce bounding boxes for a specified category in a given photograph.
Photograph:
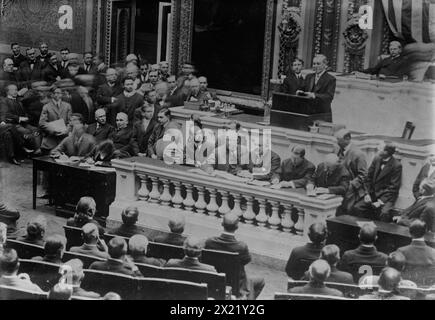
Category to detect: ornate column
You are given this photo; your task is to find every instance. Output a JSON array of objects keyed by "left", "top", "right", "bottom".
[
  {"left": 159, "top": 179, "right": 172, "bottom": 206},
  {"left": 231, "top": 194, "right": 243, "bottom": 217},
  {"left": 137, "top": 174, "right": 149, "bottom": 201},
  {"left": 206, "top": 188, "right": 219, "bottom": 217},
  {"left": 242, "top": 196, "right": 256, "bottom": 224},
  {"left": 294, "top": 206, "right": 305, "bottom": 235},
  {"left": 194, "top": 186, "right": 207, "bottom": 214},
  {"left": 268, "top": 201, "right": 282, "bottom": 230},
  {"left": 281, "top": 204, "right": 295, "bottom": 233},
  {"left": 256, "top": 199, "right": 268, "bottom": 227},
  {"left": 171, "top": 181, "right": 184, "bottom": 209},
  {"left": 218, "top": 191, "right": 231, "bottom": 216},
  {"left": 182, "top": 184, "right": 195, "bottom": 211},
  {"left": 148, "top": 176, "right": 161, "bottom": 204}
]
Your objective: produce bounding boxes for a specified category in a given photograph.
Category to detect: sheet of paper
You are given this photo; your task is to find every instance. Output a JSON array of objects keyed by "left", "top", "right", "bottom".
[{"left": 46, "top": 119, "right": 67, "bottom": 133}]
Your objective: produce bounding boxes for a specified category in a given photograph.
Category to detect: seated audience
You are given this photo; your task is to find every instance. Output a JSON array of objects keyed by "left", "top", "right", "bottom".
[
  {"left": 87, "top": 140, "right": 116, "bottom": 167},
  {"left": 69, "top": 223, "right": 110, "bottom": 259},
  {"left": 397, "top": 219, "right": 435, "bottom": 267},
  {"left": 32, "top": 234, "right": 66, "bottom": 264},
  {"left": 108, "top": 206, "right": 142, "bottom": 238},
  {"left": 361, "top": 41, "right": 406, "bottom": 78},
  {"left": 359, "top": 267, "right": 410, "bottom": 300},
  {"left": 339, "top": 223, "right": 388, "bottom": 276},
  {"left": 154, "top": 214, "right": 187, "bottom": 246},
  {"left": 147, "top": 108, "right": 180, "bottom": 159},
  {"left": 66, "top": 196, "right": 105, "bottom": 236},
  {"left": 205, "top": 213, "right": 265, "bottom": 300},
  {"left": 0, "top": 202, "right": 20, "bottom": 236},
  {"left": 412, "top": 153, "right": 435, "bottom": 200},
  {"left": 50, "top": 113, "right": 96, "bottom": 158},
  {"left": 307, "top": 153, "right": 350, "bottom": 197},
  {"left": 63, "top": 259, "right": 101, "bottom": 298},
  {"left": 351, "top": 143, "right": 402, "bottom": 222},
  {"left": 0, "top": 248, "right": 43, "bottom": 292},
  {"left": 288, "top": 259, "right": 344, "bottom": 297},
  {"left": 128, "top": 234, "right": 165, "bottom": 267},
  {"left": 17, "top": 215, "right": 47, "bottom": 246},
  {"left": 394, "top": 179, "right": 435, "bottom": 232},
  {"left": 285, "top": 222, "right": 327, "bottom": 280},
  {"left": 165, "top": 236, "right": 216, "bottom": 272},
  {"left": 302, "top": 245, "right": 354, "bottom": 284},
  {"left": 89, "top": 237, "right": 143, "bottom": 277},
  {"left": 109, "top": 112, "right": 139, "bottom": 158},
  {"left": 85, "top": 108, "right": 115, "bottom": 143},
  {"left": 271, "top": 146, "right": 315, "bottom": 189}
]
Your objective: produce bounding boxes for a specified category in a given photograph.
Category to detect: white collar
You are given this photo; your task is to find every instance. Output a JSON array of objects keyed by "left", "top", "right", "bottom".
[{"left": 413, "top": 237, "right": 425, "bottom": 242}]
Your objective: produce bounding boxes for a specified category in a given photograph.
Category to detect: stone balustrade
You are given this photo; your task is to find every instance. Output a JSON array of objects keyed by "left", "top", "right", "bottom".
[{"left": 110, "top": 157, "right": 343, "bottom": 238}]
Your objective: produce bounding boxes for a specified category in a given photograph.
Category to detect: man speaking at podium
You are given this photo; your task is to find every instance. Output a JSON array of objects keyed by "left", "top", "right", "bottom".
[{"left": 296, "top": 54, "right": 336, "bottom": 122}]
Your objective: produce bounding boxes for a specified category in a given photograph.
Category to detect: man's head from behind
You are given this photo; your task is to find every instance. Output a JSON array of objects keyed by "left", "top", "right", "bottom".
[
  {"left": 44, "top": 235, "right": 66, "bottom": 259},
  {"left": 419, "top": 178, "right": 435, "bottom": 197},
  {"left": 308, "top": 259, "right": 331, "bottom": 284},
  {"left": 129, "top": 234, "right": 149, "bottom": 258},
  {"left": 379, "top": 142, "right": 396, "bottom": 160},
  {"left": 0, "top": 248, "right": 20, "bottom": 275},
  {"left": 222, "top": 213, "right": 239, "bottom": 233},
  {"left": 76, "top": 196, "right": 96, "bottom": 221},
  {"left": 387, "top": 251, "right": 406, "bottom": 272},
  {"left": 168, "top": 214, "right": 185, "bottom": 234},
  {"left": 82, "top": 223, "right": 99, "bottom": 244},
  {"left": 378, "top": 267, "right": 401, "bottom": 292},
  {"left": 320, "top": 244, "right": 340, "bottom": 267},
  {"left": 183, "top": 236, "right": 204, "bottom": 259},
  {"left": 27, "top": 215, "right": 47, "bottom": 240},
  {"left": 308, "top": 222, "right": 328, "bottom": 246},
  {"left": 108, "top": 237, "right": 127, "bottom": 259},
  {"left": 121, "top": 206, "right": 139, "bottom": 226},
  {"left": 359, "top": 223, "right": 377, "bottom": 245},
  {"left": 409, "top": 219, "right": 427, "bottom": 239}
]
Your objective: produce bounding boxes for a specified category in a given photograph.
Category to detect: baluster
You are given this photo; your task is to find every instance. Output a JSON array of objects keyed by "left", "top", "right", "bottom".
[
  {"left": 159, "top": 179, "right": 172, "bottom": 206},
  {"left": 242, "top": 196, "right": 255, "bottom": 224},
  {"left": 294, "top": 207, "right": 305, "bottom": 235},
  {"left": 255, "top": 198, "right": 268, "bottom": 227},
  {"left": 206, "top": 188, "right": 219, "bottom": 217},
  {"left": 148, "top": 176, "right": 161, "bottom": 204},
  {"left": 183, "top": 184, "right": 195, "bottom": 211},
  {"left": 137, "top": 174, "right": 149, "bottom": 201},
  {"left": 281, "top": 204, "right": 295, "bottom": 233},
  {"left": 268, "top": 201, "right": 281, "bottom": 230},
  {"left": 218, "top": 191, "right": 231, "bottom": 216},
  {"left": 194, "top": 186, "right": 207, "bottom": 214},
  {"left": 231, "top": 194, "right": 243, "bottom": 217},
  {"left": 171, "top": 181, "right": 184, "bottom": 209}
]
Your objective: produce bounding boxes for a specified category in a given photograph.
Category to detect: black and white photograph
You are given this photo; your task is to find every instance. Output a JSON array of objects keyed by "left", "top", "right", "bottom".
[{"left": 0, "top": 0, "right": 434, "bottom": 304}]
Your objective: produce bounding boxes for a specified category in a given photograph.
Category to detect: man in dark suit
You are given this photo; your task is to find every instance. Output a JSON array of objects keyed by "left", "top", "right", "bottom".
[
  {"left": 339, "top": 223, "right": 388, "bottom": 278},
  {"left": 86, "top": 108, "right": 115, "bottom": 144},
  {"left": 154, "top": 214, "right": 187, "bottom": 247},
  {"left": 334, "top": 129, "right": 367, "bottom": 214},
  {"left": 0, "top": 58, "right": 20, "bottom": 96},
  {"left": 10, "top": 43, "right": 27, "bottom": 70},
  {"left": 298, "top": 54, "right": 336, "bottom": 122},
  {"left": 285, "top": 222, "right": 327, "bottom": 280},
  {"left": 69, "top": 223, "right": 110, "bottom": 259},
  {"left": 165, "top": 237, "right": 217, "bottom": 272},
  {"left": 42, "top": 54, "right": 61, "bottom": 84},
  {"left": 59, "top": 48, "right": 70, "bottom": 74},
  {"left": 317, "top": 245, "right": 354, "bottom": 284},
  {"left": 280, "top": 58, "right": 305, "bottom": 95},
  {"left": 89, "top": 237, "right": 143, "bottom": 277},
  {"left": 96, "top": 68, "right": 123, "bottom": 125},
  {"left": 271, "top": 146, "right": 315, "bottom": 189},
  {"left": 109, "top": 112, "right": 139, "bottom": 158},
  {"left": 36, "top": 43, "right": 51, "bottom": 65},
  {"left": 108, "top": 206, "right": 142, "bottom": 238},
  {"left": 362, "top": 41, "right": 406, "bottom": 78},
  {"left": 308, "top": 153, "right": 350, "bottom": 197},
  {"left": 397, "top": 219, "right": 435, "bottom": 267},
  {"left": 18, "top": 48, "right": 46, "bottom": 87},
  {"left": 81, "top": 52, "right": 97, "bottom": 74},
  {"left": 394, "top": 179, "right": 435, "bottom": 232},
  {"left": 351, "top": 143, "right": 402, "bottom": 222},
  {"left": 32, "top": 235, "right": 66, "bottom": 265},
  {"left": 134, "top": 103, "right": 157, "bottom": 154},
  {"left": 50, "top": 113, "right": 96, "bottom": 157},
  {"left": 412, "top": 154, "right": 435, "bottom": 200},
  {"left": 64, "top": 259, "right": 101, "bottom": 299},
  {"left": 205, "top": 213, "right": 265, "bottom": 300},
  {"left": 128, "top": 235, "right": 166, "bottom": 267},
  {"left": 113, "top": 77, "right": 144, "bottom": 125},
  {"left": 288, "top": 260, "right": 344, "bottom": 297}
]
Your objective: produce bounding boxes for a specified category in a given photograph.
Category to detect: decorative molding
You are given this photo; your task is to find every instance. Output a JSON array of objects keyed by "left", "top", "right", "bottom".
[
  {"left": 261, "top": 0, "right": 276, "bottom": 99},
  {"left": 177, "top": 0, "right": 194, "bottom": 70},
  {"left": 104, "top": 0, "right": 113, "bottom": 64},
  {"left": 313, "top": 0, "right": 324, "bottom": 56}
]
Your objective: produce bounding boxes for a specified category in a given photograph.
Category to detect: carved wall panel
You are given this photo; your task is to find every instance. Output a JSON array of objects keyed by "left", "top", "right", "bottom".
[{"left": 0, "top": 0, "right": 88, "bottom": 53}]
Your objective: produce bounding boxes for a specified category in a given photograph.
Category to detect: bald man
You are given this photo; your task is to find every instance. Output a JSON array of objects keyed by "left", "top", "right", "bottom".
[
  {"left": 363, "top": 41, "right": 407, "bottom": 78},
  {"left": 288, "top": 260, "right": 344, "bottom": 297},
  {"left": 359, "top": 267, "right": 409, "bottom": 300},
  {"left": 205, "top": 213, "right": 265, "bottom": 299},
  {"left": 165, "top": 236, "right": 217, "bottom": 272},
  {"left": 86, "top": 108, "right": 115, "bottom": 143},
  {"left": 299, "top": 54, "right": 336, "bottom": 122},
  {"left": 96, "top": 68, "right": 123, "bottom": 124},
  {"left": 308, "top": 153, "right": 350, "bottom": 197}
]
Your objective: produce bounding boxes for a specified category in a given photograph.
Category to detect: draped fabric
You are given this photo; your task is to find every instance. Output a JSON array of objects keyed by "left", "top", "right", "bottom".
[{"left": 381, "top": 0, "right": 435, "bottom": 43}]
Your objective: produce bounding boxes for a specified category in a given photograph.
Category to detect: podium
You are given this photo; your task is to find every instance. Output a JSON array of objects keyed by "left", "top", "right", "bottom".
[{"left": 271, "top": 92, "right": 332, "bottom": 131}]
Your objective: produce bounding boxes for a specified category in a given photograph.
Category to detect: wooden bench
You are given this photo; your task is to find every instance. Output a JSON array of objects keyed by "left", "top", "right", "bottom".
[
  {"left": 18, "top": 259, "right": 61, "bottom": 292},
  {"left": 81, "top": 269, "right": 137, "bottom": 300},
  {"left": 62, "top": 251, "right": 107, "bottom": 269},
  {"left": 0, "top": 285, "right": 47, "bottom": 300},
  {"left": 5, "top": 240, "right": 44, "bottom": 259}
]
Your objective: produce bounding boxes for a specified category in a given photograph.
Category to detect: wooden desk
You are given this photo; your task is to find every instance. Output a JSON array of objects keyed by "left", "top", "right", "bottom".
[
  {"left": 326, "top": 215, "right": 435, "bottom": 254},
  {"left": 32, "top": 157, "right": 116, "bottom": 221}
]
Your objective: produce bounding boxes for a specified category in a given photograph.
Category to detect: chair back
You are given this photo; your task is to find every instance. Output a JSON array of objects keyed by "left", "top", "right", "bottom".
[
  {"left": 63, "top": 226, "right": 83, "bottom": 250},
  {"left": 274, "top": 292, "right": 353, "bottom": 300},
  {"left": 135, "top": 263, "right": 163, "bottom": 278},
  {"left": 5, "top": 240, "right": 44, "bottom": 260},
  {"left": 18, "top": 259, "right": 61, "bottom": 292},
  {"left": 201, "top": 249, "right": 240, "bottom": 296},
  {"left": 147, "top": 241, "right": 185, "bottom": 260},
  {"left": 81, "top": 269, "right": 137, "bottom": 300},
  {"left": 62, "top": 251, "right": 107, "bottom": 269},
  {"left": 136, "top": 277, "right": 208, "bottom": 300},
  {"left": 163, "top": 267, "right": 226, "bottom": 300},
  {"left": 0, "top": 285, "right": 47, "bottom": 300}
]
